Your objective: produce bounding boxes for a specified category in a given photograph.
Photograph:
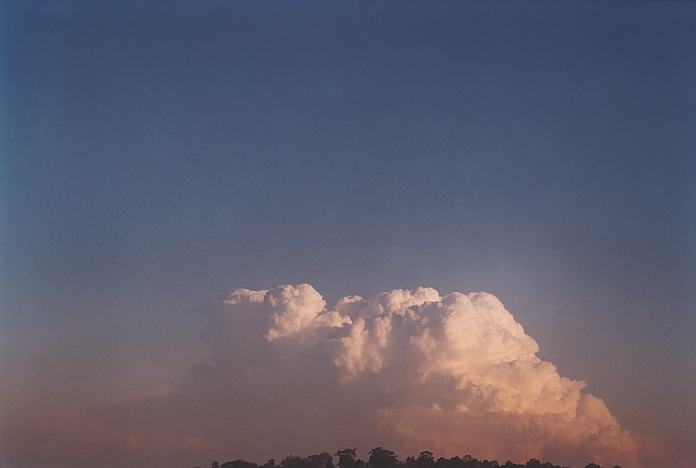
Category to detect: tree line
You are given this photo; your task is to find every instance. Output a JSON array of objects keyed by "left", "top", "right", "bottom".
[{"left": 194, "top": 447, "right": 622, "bottom": 468}]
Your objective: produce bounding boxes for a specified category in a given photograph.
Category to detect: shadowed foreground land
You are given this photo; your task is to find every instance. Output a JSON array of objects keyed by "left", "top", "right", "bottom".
[{"left": 195, "top": 447, "right": 622, "bottom": 468}]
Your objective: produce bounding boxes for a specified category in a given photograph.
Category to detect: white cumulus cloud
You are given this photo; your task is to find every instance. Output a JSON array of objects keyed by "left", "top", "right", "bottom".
[
  {"left": 8, "top": 283, "right": 689, "bottom": 468},
  {"left": 190, "top": 284, "right": 641, "bottom": 467}
]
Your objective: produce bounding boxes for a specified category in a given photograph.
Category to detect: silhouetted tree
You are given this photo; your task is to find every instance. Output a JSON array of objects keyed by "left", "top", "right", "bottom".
[
  {"left": 206, "top": 446, "right": 573, "bottom": 468},
  {"left": 416, "top": 451, "right": 435, "bottom": 468},
  {"left": 368, "top": 447, "right": 398, "bottom": 468},
  {"left": 337, "top": 448, "right": 358, "bottom": 468},
  {"left": 222, "top": 460, "right": 258, "bottom": 468},
  {"left": 280, "top": 455, "right": 306, "bottom": 468},
  {"left": 306, "top": 452, "right": 335, "bottom": 468}
]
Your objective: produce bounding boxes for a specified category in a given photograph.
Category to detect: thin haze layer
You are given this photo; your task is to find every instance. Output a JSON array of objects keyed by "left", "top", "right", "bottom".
[{"left": 1, "top": 285, "right": 687, "bottom": 468}]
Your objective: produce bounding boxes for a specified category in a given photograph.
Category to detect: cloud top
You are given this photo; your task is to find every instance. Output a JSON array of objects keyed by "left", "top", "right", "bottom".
[{"left": 198, "top": 284, "right": 638, "bottom": 467}]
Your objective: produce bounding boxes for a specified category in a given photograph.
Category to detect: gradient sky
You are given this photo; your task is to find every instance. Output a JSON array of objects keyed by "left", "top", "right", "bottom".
[{"left": 1, "top": 0, "right": 695, "bottom": 466}]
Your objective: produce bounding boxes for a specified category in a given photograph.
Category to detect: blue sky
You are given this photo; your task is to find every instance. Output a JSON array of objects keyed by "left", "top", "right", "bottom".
[{"left": 1, "top": 0, "right": 695, "bottom": 463}]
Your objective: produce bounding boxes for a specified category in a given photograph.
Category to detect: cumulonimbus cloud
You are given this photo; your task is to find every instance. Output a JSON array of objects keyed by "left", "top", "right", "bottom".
[
  {"left": 191, "top": 284, "right": 639, "bottom": 467},
  {"left": 3, "top": 284, "right": 689, "bottom": 468}
]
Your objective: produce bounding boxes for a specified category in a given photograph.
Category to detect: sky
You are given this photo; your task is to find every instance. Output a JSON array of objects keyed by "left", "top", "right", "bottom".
[{"left": 1, "top": 1, "right": 695, "bottom": 467}]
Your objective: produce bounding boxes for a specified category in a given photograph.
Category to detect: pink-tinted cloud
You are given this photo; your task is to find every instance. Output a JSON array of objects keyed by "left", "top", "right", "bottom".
[{"left": 2, "top": 284, "right": 690, "bottom": 468}]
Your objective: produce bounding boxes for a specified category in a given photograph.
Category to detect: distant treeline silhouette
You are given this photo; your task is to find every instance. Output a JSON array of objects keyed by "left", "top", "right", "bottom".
[{"left": 193, "top": 447, "right": 622, "bottom": 468}]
